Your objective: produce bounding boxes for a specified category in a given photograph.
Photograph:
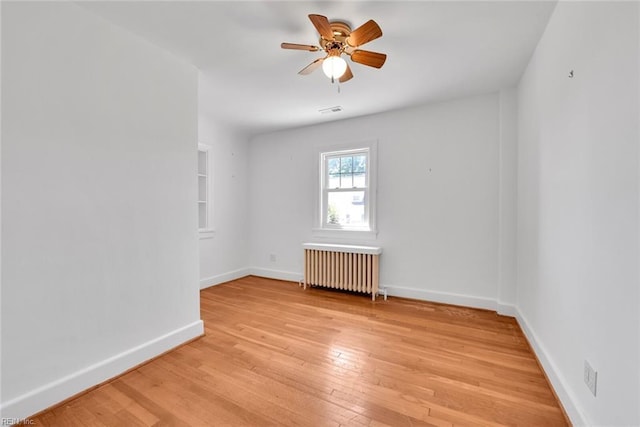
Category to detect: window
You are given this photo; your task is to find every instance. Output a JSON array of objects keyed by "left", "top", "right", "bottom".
[
  {"left": 316, "top": 141, "right": 377, "bottom": 238},
  {"left": 198, "top": 144, "right": 214, "bottom": 238}
]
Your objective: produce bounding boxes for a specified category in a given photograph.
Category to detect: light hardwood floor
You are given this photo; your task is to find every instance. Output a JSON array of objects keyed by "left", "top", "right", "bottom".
[{"left": 31, "top": 276, "right": 569, "bottom": 426}]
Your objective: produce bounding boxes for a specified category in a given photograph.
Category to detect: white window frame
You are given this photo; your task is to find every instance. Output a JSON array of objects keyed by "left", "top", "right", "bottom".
[
  {"left": 198, "top": 143, "right": 215, "bottom": 239},
  {"left": 313, "top": 140, "right": 378, "bottom": 241}
]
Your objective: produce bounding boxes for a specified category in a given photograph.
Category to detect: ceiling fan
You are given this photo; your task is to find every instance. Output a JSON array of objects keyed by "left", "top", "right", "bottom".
[{"left": 281, "top": 14, "right": 387, "bottom": 83}]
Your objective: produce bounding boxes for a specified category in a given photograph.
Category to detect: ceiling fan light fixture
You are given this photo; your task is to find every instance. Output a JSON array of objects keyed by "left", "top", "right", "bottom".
[{"left": 322, "top": 56, "right": 347, "bottom": 80}]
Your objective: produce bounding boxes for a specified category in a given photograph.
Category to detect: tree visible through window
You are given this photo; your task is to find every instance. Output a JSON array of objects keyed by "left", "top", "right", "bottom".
[{"left": 322, "top": 148, "right": 370, "bottom": 229}]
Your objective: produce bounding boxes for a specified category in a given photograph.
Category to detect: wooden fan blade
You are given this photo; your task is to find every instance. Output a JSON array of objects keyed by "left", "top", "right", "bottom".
[
  {"left": 347, "top": 20, "right": 382, "bottom": 47},
  {"left": 339, "top": 64, "right": 353, "bottom": 83},
  {"left": 281, "top": 42, "right": 320, "bottom": 52},
  {"left": 351, "top": 50, "right": 387, "bottom": 69},
  {"left": 309, "top": 14, "right": 334, "bottom": 40},
  {"left": 298, "top": 57, "right": 325, "bottom": 75}
]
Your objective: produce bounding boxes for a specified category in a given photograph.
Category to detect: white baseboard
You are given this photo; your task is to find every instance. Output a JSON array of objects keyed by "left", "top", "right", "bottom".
[
  {"left": 245, "top": 271, "right": 511, "bottom": 315},
  {"left": 242, "top": 270, "right": 503, "bottom": 314},
  {"left": 496, "top": 301, "right": 517, "bottom": 317},
  {"left": 249, "top": 267, "right": 303, "bottom": 283},
  {"left": 514, "top": 309, "right": 586, "bottom": 426},
  {"left": 382, "top": 284, "right": 498, "bottom": 311},
  {"left": 0, "top": 320, "right": 204, "bottom": 421},
  {"left": 200, "top": 268, "right": 250, "bottom": 289}
]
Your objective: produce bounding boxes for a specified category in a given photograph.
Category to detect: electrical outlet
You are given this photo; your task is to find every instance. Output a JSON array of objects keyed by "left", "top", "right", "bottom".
[
  {"left": 269, "top": 253, "right": 276, "bottom": 263},
  {"left": 584, "top": 360, "right": 597, "bottom": 396}
]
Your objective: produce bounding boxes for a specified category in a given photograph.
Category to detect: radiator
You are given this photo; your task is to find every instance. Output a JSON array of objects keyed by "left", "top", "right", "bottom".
[{"left": 302, "top": 243, "right": 382, "bottom": 301}]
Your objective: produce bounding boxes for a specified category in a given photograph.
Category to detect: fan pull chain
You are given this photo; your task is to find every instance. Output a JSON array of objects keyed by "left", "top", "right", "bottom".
[{"left": 328, "top": 76, "right": 341, "bottom": 93}]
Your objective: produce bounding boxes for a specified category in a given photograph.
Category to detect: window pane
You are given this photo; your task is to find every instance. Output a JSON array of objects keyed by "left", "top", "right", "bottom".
[
  {"left": 328, "top": 174, "right": 340, "bottom": 189},
  {"left": 198, "top": 176, "right": 207, "bottom": 201},
  {"left": 340, "top": 174, "right": 353, "bottom": 189},
  {"left": 198, "top": 202, "right": 207, "bottom": 229},
  {"left": 353, "top": 155, "right": 366, "bottom": 173},
  {"left": 353, "top": 173, "right": 366, "bottom": 188},
  {"left": 327, "top": 191, "right": 366, "bottom": 227},
  {"left": 328, "top": 157, "right": 340, "bottom": 175},
  {"left": 340, "top": 156, "right": 353, "bottom": 174},
  {"left": 198, "top": 150, "right": 207, "bottom": 175}
]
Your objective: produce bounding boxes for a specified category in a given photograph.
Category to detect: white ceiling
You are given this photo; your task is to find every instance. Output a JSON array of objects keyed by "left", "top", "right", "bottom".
[{"left": 79, "top": 1, "right": 557, "bottom": 136}]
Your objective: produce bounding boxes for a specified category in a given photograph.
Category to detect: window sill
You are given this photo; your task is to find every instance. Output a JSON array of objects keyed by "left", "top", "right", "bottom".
[
  {"left": 199, "top": 229, "right": 216, "bottom": 240},
  {"left": 311, "top": 227, "right": 378, "bottom": 243}
]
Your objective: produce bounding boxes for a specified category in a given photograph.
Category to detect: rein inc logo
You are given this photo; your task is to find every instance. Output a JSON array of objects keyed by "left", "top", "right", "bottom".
[{"left": 2, "top": 418, "right": 34, "bottom": 425}]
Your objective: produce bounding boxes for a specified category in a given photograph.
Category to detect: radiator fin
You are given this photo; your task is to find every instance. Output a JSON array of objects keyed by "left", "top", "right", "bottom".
[{"left": 303, "top": 248, "right": 380, "bottom": 301}]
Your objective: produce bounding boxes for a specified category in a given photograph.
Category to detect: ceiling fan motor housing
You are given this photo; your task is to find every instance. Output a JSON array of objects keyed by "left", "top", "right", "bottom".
[{"left": 320, "top": 21, "right": 353, "bottom": 54}]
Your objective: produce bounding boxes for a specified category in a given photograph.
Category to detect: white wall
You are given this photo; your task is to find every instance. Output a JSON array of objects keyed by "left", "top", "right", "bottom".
[
  {"left": 198, "top": 74, "right": 250, "bottom": 288},
  {"left": 249, "top": 93, "right": 514, "bottom": 309},
  {"left": 1, "top": 2, "right": 202, "bottom": 420},
  {"left": 498, "top": 88, "right": 518, "bottom": 311},
  {"left": 517, "top": 2, "right": 639, "bottom": 425}
]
